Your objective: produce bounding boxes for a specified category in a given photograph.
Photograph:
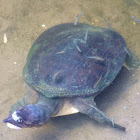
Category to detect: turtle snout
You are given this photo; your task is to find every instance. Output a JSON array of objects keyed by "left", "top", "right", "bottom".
[
  {"left": 3, "top": 113, "right": 23, "bottom": 129},
  {"left": 3, "top": 116, "right": 12, "bottom": 123}
]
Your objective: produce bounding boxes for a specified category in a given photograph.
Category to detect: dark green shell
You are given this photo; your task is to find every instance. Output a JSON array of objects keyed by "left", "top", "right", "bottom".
[{"left": 23, "top": 23, "right": 127, "bottom": 98}]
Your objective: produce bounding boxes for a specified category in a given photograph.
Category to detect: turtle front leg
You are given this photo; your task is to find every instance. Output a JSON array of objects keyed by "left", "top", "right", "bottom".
[
  {"left": 10, "top": 83, "right": 40, "bottom": 114},
  {"left": 10, "top": 97, "right": 28, "bottom": 114},
  {"left": 72, "top": 97, "right": 126, "bottom": 131},
  {"left": 4, "top": 96, "right": 61, "bottom": 129}
]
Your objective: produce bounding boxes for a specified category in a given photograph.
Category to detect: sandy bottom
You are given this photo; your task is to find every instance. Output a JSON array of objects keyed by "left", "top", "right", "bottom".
[{"left": 0, "top": 0, "right": 140, "bottom": 140}]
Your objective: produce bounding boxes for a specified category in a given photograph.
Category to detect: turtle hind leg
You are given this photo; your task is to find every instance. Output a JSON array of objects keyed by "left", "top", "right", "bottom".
[
  {"left": 72, "top": 97, "right": 126, "bottom": 131},
  {"left": 124, "top": 48, "right": 140, "bottom": 70}
]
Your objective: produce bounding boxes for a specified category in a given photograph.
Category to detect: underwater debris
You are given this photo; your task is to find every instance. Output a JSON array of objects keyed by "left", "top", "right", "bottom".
[
  {"left": 4, "top": 33, "right": 8, "bottom": 43},
  {"left": 132, "top": 16, "right": 140, "bottom": 23},
  {"left": 53, "top": 70, "right": 63, "bottom": 80},
  {"left": 56, "top": 51, "right": 65, "bottom": 54},
  {"left": 84, "top": 27, "right": 92, "bottom": 43},
  {"left": 42, "top": 24, "right": 46, "bottom": 28},
  {"left": 76, "top": 45, "right": 82, "bottom": 52},
  {"left": 74, "top": 11, "right": 84, "bottom": 25},
  {"left": 123, "top": 106, "right": 127, "bottom": 109},
  {"left": 94, "top": 75, "right": 102, "bottom": 88},
  {"left": 104, "top": 18, "right": 113, "bottom": 30},
  {"left": 88, "top": 56, "right": 104, "bottom": 61},
  {"left": 124, "top": 48, "right": 130, "bottom": 56}
]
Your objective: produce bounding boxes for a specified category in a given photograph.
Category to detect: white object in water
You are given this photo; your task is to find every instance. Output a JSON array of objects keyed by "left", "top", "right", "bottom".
[
  {"left": 42, "top": 24, "right": 46, "bottom": 27},
  {"left": 4, "top": 33, "right": 8, "bottom": 43}
]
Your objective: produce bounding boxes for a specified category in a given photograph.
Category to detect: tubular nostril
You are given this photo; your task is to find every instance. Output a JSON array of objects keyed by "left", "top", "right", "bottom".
[
  {"left": 3, "top": 115, "right": 14, "bottom": 123},
  {"left": 3, "top": 118, "right": 8, "bottom": 123}
]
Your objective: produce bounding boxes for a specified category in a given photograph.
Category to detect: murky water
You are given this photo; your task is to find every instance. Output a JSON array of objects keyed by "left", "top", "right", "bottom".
[{"left": 0, "top": 0, "right": 140, "bottom": 140}]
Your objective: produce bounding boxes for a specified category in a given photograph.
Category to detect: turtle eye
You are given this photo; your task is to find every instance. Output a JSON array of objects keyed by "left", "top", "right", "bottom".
[{"left": 17, "top": 119, "right": 22, "bottom": 123}]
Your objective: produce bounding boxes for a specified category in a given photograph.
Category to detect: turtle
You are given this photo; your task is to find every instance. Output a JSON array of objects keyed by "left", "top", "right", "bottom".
[{"left": 3, "top": 20, "right": 140, "bottom": 131}]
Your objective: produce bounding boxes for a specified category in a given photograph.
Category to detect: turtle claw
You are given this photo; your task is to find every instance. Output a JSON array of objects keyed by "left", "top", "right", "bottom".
[
  {"left": 113, "top": 123, "right": 126, "bottom": 131},
  {"left": 105, "top": 118, "right": 126, "bottom": 131},
  {"left": 107, "top": 117, "right": 126, "bottom": 131},
  {"left": 111, "top": 117, "right": 114, "bottom": 127}
]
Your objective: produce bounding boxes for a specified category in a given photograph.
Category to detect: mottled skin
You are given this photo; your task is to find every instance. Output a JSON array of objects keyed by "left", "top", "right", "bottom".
[{"left": 3, "top": 23, "right": 139, "bottom": 131}]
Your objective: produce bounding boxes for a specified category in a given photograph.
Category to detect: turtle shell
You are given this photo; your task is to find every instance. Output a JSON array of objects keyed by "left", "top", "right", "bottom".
[{"left": 23, "top": 23, "right": 127, "bottom": 98}]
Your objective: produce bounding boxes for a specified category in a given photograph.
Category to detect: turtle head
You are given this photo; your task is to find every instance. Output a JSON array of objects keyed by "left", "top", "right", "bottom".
[{"left": 3, "top": 104, "right": 51, "bottom": 129}]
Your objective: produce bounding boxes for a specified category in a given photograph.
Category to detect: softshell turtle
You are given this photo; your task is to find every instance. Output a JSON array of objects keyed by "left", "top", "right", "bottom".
[{"left": 3, "top": 21, "right": 140, "bottom": 131}]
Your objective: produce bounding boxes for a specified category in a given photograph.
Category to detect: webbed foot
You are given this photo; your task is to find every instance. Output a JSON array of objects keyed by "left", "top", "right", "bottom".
[
  {"left": 10, "top": 97, "right": 28, "bottom": 114},
  {"left": 72, "top": 97, "right": 126, "bottom": 131},
  {"left": 124, "top": 48, "right": 140, "bottom": 70}
]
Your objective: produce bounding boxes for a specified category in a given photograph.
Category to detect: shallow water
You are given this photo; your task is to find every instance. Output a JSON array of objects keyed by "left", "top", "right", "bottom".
[{"left": 0, "top": 0, "right": 140, "bottom": 140}]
